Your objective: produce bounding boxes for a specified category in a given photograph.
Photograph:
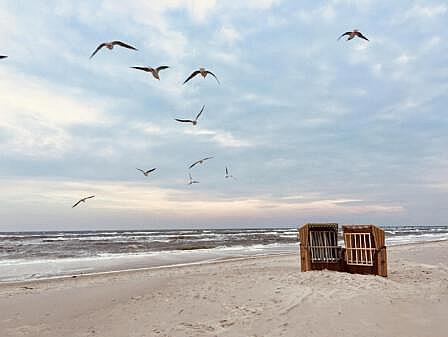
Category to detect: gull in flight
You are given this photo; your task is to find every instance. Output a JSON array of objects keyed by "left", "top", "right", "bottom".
[
  {"left": 72, "top": 196, "right": 95, "bottom": 208},
  {"left": 175, "top": 105, "right": 205, "bottom": 126},
  {"left": 187, "top": 173, "right": 200, "bottom": 185},
  {"left": 225, "top": 166, "right": 236, "bottom": 180},
  {"left": 131, "top": 66, "right": 170, "bottom": 80},
  {"left": 189, "top": 156, "right": 214, "bottom": 169},
  {"left": 338, "top": 30, "right": 369, "bottom": 41},
  {"left": 136, "top": 168, "right": 157, "bottom": 176},
  {"left": 183, "top": 68, "right": 220, "bottom": 85},
  {"left": 0, "top": 55, "right": 7, "bottom": 59},
  {"left": 90, "top": 41, "right": 138, "bottom": 59}
]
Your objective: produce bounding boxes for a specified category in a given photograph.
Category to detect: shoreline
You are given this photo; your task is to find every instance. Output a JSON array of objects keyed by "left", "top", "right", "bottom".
[
  {"left": 0, "top": 251, "right": 297, "bottom": 287},
  {"left": 1, "top": 237, "right": 447, "bottom": 285},
  {"left": 0, "top": 238, "right": 445, "bottom": 287}
]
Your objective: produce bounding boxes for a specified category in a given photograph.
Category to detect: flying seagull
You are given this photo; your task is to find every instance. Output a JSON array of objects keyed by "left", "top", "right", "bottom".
[
  {"left": 131, "top": 66, "right": 170, "bottom": 80},
  {"left": 136, "top": 168, "right": 157, "bottom": 176},
  {"left": 90, "top": 41, "right": 138, "bottom": 59},
  {"left": 183, "top": 68, "right": 220, "bottom": 85},
  {"left": 189, "top": 156, "right": 214, "bottom": 169},
  {"left": 338, "top": 30, "right": 369, "bottom": 41},
  {"left": 175, "top": 105, "right": 205, "bottom": 126},
  {"left": 0, "top": 55, "right": 7, "bottom": 59},
  {"left": 187, "top": 173, "right": 200, "bottom": 185},
  {"left": 72, "top": 195, "right": 95, "bottom": 208},
  {"left": 225, "top": 166, "right": 236, "bottom": 180}
]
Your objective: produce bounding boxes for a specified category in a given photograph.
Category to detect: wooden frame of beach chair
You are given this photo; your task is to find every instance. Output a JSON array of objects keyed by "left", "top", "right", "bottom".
[
  {"left": 298, "top": 223, "right": 343, "bottom": 272},
  {"left": 342, "top": 225, "right": 387, "bottom": 277}
]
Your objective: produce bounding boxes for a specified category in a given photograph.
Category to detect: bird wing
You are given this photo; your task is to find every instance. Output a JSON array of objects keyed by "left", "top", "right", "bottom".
[
  {"left": 90, "top": 43, "right": 106, "bottom": 59},
  {"left": 136, "top": 168, "right": 146, "bottom": 174},
  {"left": 175, "top": 118, "right": 194, "bottom": 124},
  {"left": 189, "top": 160, "right": 201, "bottom": 169},
  {"left": 72, "top": 200, "right": 82, "bottom": 208},
  {"left": 84, "top": 195, "right": 95, "bottom": 200},
  {"left": 206, "top": 71, "right": 220, "bottom": 84},
  {"left": 156, "top": 66, "right": 170, "bottom": 71},
  {"left": 225, "top": 167, "right": 228, "bottom": 175},
  {"left": 195, "top": 105, "right": 205, "bottom": 121},
  {"left": 183, "top": 70, "right": 200, "bottom": 84},
  {"left": 0, "top": 55, "right": 7, "bottom": 59},
  {"left": 131, "top": 66, "right": 151, "bottom": 72},
  {"left": 355, "top": 31, "right": 369, "bottom": 41},
  {"left": 202, "top": 156, "right": 214, "bottom": 161},
  {"left": 146, "top": 168, "right": 157, "bottom": 174},
  {"left": 337, "top": 32, "right": 352, "bottom": 40},
  {"left": 112, "top": 41, "right": 138, "bottom": 50}
]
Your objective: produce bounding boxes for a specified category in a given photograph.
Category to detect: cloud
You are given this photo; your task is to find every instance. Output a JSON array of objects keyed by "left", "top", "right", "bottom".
[
  {"left": 244, "top": 0, "right": 282, "bottom": 10},
  {"left": 183, "top": 128, "right": 255, "bottom": 148},
  {"left": 406, "top": 4, "right": 447, "bottom": 18},
  {"left": 390, "top": 3, "right": 447, "bottom": 24},
  {"left": 187, "top": 0, "right": 217, "bottom": 22},
  {"left": 0, "top": 178, "right": 404, "bottom": 229},
  {"left": 296, "top": 4, "right": 337, "bottom": 24},
  {"left": 371, "top": 63, "right": 383, "bottom": 76},
  {"left": 0, "top": 68, "right": 111, "bottom": 157},
  {"left": 217, "top": 25, "right": 242, "bottom": 45},
  {"left": 213, "top": 0, "right": 281, "bottom": 12},
  {"left": 209, "top": 50, "right": 241, "bottom": 65},
  {"left": 395, "top": 53, "right": 414, "bottom": 65},
  {"left": 0, "top": 69, "right": 107, "bottom": 126},
  {"left": 239, "top": 92, "right": 293, "bottom": 108},
  {"left": 132, "top": 122, "right": 167, "bottom": 136}
]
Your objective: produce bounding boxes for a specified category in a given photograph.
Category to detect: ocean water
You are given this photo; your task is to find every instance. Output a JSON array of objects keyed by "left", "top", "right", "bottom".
[{"left": 0, "top": 226, "right": 447, "bottom": 282}]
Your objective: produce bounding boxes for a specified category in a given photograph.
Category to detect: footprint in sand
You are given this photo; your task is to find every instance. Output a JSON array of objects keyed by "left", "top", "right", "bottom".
[{"left": 219, "top": 319, "right": 235, "bottom": 328}]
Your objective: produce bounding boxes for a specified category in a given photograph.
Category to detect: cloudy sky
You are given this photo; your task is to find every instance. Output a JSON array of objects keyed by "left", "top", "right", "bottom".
[{"left": 1, "top": 0, "right": 447, "bottom": 230}]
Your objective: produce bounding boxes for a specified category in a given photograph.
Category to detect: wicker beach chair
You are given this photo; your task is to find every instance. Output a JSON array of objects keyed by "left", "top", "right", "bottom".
[
  {"left": 298, "top": 223, "right": 343, "bottom": 272},
  {"left": 298, "top": 223, "right": 388, "bottom": 277},
  {"left": 342, "top": 225, "right": 387, "bottom": 277}
]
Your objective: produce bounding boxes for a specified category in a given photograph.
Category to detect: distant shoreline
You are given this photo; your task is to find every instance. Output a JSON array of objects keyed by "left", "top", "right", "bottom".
[{"left": 1, "top": 237, "right": 447, "bottom": 286}]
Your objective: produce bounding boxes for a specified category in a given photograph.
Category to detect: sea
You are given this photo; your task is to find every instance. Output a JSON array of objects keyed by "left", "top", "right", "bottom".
[{"left": 1, "top": 225, "right": 447, "bottom": 282}]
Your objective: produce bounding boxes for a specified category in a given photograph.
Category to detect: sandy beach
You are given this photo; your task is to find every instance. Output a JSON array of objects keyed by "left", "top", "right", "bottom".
[{"left": 1, "top": 240, "right": 447, "bottom": 337}]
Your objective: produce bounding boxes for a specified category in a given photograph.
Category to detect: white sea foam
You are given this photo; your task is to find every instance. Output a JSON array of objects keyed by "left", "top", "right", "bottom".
[{"left": 0, "top": 242, "right": 298, "bottom": 282}]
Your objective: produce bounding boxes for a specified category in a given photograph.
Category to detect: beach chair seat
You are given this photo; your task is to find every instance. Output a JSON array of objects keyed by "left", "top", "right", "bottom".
[
  {"left": 342, "top": 225, "right": 387, "bottom": 277},
  {"left": 298, "top": 223, "right": 343, "bottom": 272}
]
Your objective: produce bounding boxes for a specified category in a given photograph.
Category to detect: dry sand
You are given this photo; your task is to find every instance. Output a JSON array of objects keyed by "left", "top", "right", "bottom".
[{"left": 1, "top": 240, "right": 447, "bottom": 337}]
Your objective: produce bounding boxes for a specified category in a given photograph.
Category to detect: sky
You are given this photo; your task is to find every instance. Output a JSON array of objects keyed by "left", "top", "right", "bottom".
[{"left": 0, "top": 0, "right": 447, "bottom": 231}]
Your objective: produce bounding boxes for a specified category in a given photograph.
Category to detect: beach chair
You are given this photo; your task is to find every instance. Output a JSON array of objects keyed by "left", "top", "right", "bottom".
[
  {"left": 342, "top": 225, "right": 387, "bottom": 277},
  {"left": 298, "top": 223, "right": 343, "bottom": 272}
]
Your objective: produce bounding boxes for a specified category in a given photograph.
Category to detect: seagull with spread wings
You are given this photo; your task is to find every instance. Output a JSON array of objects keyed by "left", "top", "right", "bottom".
[
  {"left": 187, "top": 173, "right": 200, "bottom": 185},
  {"left": 338, "top": 30, "right": 369, "bottom": 42},
  {"left": 175, "top": 105, "right": 205, "bottom": 126},
  {"left": 189, "top": 156, "right": 214, "bottom": 169},
  {"left": 131, "top": 66, "right": 170, "bottom": 80},
  {"left": 136, "top": 168, "right": 157, "bottom": 177},
  {"left": 72, "top": 196, "right": 95, "bottom": 208},
  {"left": 183, "top": 68, "right": 220, "bottom": 85},
  {"left": 0, "top": 55, "right": 7, "bottom": 59},
  {"left": 90, "top": 40, "right": 138, "bottom": 59}
]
